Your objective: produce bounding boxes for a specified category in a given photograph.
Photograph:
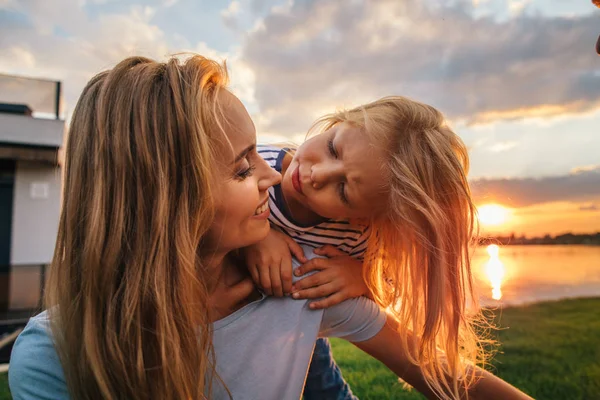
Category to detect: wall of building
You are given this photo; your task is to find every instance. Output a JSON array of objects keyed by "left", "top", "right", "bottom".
[
  {"left": 10, "top": 160, "right": 61, "bottom": 265},
  {"left": 0, "top": 113, "right": 64, "bottom": 148}
]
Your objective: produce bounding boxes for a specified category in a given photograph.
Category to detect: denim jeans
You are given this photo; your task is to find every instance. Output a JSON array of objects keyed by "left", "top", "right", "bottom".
[{"left": 303, "top": 338, "right": 358, "bottom": 400}]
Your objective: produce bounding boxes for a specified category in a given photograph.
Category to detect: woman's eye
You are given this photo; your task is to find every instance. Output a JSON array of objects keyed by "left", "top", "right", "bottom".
[
  {"left": 237, "top": 165, "right": 256, "bottom": 179},
  {"left": 236, "top": 158, "right": 256, "bottom": 180},
  {"left": 327, "top": 137, "right": 338, "bottom": 158}
]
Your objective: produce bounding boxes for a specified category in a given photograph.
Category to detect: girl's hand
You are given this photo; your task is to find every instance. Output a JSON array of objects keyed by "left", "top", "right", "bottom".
[
  {"left": 243, "top": 229, "right": 307, "bottom": 297},
  {"left": 291, "top": 245, "right": 369, "bottom": 309}
]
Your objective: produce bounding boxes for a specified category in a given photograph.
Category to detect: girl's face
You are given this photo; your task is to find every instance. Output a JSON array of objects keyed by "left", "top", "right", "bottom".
[
  {"left": 205, "top": 91, "right": 281, "bottom": 253},
  {"left": 282, "top": 122, "right": 389, "bottom": 220}
]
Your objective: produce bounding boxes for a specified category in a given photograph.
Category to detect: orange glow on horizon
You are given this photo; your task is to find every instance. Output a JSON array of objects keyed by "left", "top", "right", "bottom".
[
  {"left": 477, "top": 204, "right": 511, "bottom": 227},
  {"left": 467, "top": 100, "right": 600, "bottom": 126},
  {"left": 477, "top": 200, "right": 600, "bottom": 237}
]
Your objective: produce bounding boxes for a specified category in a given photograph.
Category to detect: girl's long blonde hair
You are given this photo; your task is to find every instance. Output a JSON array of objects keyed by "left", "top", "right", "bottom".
[
  {"left": 310, "top": 96, "right": 486, "bottom": 399},
  {"left": 45, "top": 55, "right": 229, "bottom": 399}
]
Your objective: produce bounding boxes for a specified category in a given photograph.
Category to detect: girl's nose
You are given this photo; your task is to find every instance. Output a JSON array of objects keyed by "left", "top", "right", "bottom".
[{"left": 310, "top": 162, "right": 343, "bottom": 189}]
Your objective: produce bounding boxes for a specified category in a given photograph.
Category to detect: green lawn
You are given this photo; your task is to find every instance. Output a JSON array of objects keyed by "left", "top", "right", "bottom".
[
  {"left": 0, "top": 374, "right": 8, "bottom": 400},
  {"left": 330, "top": 297, "right": 600, "bottom": 399},
  {"left": 1, "top": 297, "right": 599, "bottom": 400}
]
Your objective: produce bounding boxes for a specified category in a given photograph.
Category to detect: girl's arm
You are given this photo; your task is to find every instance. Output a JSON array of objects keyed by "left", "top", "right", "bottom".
[
  {"left": 354, "top": 315, "right": 533, "bottom": 400},
  {"left": 241, "top": 228, "right": 307, "bottom": 296}
]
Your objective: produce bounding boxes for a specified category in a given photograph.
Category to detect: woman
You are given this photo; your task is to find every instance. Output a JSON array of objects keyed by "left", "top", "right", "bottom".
[{"left": 9, "top": 54, "right": 531, "bottom": 400}]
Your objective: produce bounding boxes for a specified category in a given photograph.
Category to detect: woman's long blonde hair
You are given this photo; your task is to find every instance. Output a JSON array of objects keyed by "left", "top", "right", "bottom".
[
  {"left": 45, "top": 55, "right": 229, "bottom": 399},
  {"left": 310, "top": 96, "right": 486, "bottom": 399}
]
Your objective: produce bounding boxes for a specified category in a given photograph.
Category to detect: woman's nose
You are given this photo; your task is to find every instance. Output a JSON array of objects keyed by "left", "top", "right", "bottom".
[{"left": 258, "top": 158, "right": 281, "bottom": 190}]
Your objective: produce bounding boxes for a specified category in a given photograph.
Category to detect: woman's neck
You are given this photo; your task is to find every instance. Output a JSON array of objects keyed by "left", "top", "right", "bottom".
[
  {"left": 280, "top": 152, "right": 327, "bottom": 226},
  {"left": 203, "top": 252, "right": 261, "bottom": 322}
]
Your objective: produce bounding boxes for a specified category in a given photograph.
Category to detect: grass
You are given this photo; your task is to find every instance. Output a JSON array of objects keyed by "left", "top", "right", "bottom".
[
  {"left": 330, "top": 297, "right": 600, "bottom": 399},
  {"left": 0, "top": 374, "right": 8, "bottom": 400},
  {"left": 1, "top": 297, "right": 599, "bottom": 399}
]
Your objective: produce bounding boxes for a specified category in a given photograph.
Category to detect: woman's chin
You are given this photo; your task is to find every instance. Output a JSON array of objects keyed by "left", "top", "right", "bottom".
[
  {"left": 257, "top": 223, "right": 272, "bottom": 241},
  {"left": 244, "top": 221, "right": 271, "bottom": 247}
]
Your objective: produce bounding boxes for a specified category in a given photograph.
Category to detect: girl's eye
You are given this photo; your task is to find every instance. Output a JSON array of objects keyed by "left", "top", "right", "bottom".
[
  {"left": 338, "top": 182, "right": 349, "bottom": 205},
  {"left": 327, "top": 137, "right": 338, "bottom": 158}
]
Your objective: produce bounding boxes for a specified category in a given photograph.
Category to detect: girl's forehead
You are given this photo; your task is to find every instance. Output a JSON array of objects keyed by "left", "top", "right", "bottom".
[{"left": 337, "top": 121, "right": 386, "bottom": 153}]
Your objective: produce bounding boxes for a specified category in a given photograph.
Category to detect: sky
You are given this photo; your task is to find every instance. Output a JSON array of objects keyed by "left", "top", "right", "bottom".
[{"left": 0, "top": 0, "right": 599, "bottom": 236}]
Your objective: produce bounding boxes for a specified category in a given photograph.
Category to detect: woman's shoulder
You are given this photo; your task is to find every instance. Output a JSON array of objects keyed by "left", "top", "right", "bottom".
[
  {"left": 10, "top": 311, "right": 55, "bottom": 361},
  {"left": 9, "top": 311, "right": 70, "bottom": 399},
  {"left": 319, "top": 296, "right": 386, "bottom": 343}
]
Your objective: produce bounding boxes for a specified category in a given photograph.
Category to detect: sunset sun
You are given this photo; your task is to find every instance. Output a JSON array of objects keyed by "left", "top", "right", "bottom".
[{"left": 477, "top": 204, "right": 510, "bottom": 226}]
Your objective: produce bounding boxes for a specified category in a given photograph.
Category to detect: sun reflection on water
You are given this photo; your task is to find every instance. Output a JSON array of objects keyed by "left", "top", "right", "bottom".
[{"left": 485, "top": 244, "right": 505, "bottom": 300}]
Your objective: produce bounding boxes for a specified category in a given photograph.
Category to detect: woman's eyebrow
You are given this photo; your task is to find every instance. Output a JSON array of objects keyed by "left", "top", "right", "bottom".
[{"left": 233, "top": 144, "right": 255, "bottom": 163}]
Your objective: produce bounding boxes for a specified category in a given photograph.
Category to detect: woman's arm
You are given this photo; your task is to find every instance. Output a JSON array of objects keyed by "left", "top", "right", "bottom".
[{"left": 353, "top": 315, "right": 533, "bottom": 400}]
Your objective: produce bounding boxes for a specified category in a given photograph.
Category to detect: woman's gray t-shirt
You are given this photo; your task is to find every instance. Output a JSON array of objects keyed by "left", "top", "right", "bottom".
[{"left": 9, "top": 247, "right": 386, "bottom": 399}]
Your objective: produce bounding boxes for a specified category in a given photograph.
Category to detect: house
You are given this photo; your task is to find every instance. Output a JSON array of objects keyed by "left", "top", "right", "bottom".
[{"left": 0, "top": 74, "right": 64, "bottom": 362}]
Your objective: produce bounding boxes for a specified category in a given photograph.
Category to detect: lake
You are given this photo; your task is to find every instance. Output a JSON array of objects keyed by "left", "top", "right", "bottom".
[
  {"left": 472, "top": 245, "right": 600, "bottom": 306},
  {"left": 2, "top": 245, "right": 600, "bottom": 313}
]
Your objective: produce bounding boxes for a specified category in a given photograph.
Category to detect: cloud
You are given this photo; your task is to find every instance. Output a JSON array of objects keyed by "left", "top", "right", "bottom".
[
  {"left": 579, "top": 204, "right": 598, "bottom": 211},
  {"left": 488, "top": 141, "right": 518, "bottom": 152},
  {"left": 571, "top": 164, "right": 600, "bottom": 174},
  {"left": 221, "top": 0, "right": 242, "bottom": 31},
  {"left": 508, "top": 0, "right": 532, "bottom": 15},
  {"left": 0, "top": 0, "right": 240, "bottom": 119},
  {"left": 471, "top": 166, "right": 600, "bottom": 207},
  {"left": 241, "top": 0, "right": 600, "bottom": 136},
  {"left": 467, "top": 102, "right": 600, "bottom": 126},
  {"left": 1, "top": 1, "right": 167, "bottom": 111}
]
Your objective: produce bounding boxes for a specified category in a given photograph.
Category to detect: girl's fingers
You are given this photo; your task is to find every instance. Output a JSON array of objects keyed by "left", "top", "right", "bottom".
[
  {"left": 270, "top": 264, "right": 284, "bottom": 297},
  {"left": 248, "top": 264, "right": 260, "bottom": 286},
  {"left": 291, "top": 271, "right": 329, "bottom": 291},
  {"left": 308, "top": 293, "right": 346, "bottom": 310},
  {"left": 294, "top": 258, "right": 327, "bottom": 277},
  {"left": 291, "top": 282, "right": 337, "bottom": 300},
  {"left": 259, "top": 267, "right": 272, "bottom": 296},
  {"left": 314, "top": 245, "right": 347, "bottom": 258},
  {"left": 281, "top": 256, "right": 293, "bottom": 295},
  {"left": 286, "top": 237, "right": 308, "bottom": 263}
]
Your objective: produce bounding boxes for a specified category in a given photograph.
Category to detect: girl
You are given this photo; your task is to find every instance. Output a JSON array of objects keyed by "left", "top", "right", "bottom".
[{"left": 245, "top": 96, "right": 484, "bottom": 399}]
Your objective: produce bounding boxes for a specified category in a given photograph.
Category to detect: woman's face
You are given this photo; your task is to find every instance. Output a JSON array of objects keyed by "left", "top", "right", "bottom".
[{"left": 205, "top": 91, "right": 281, "bottom": 254}]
